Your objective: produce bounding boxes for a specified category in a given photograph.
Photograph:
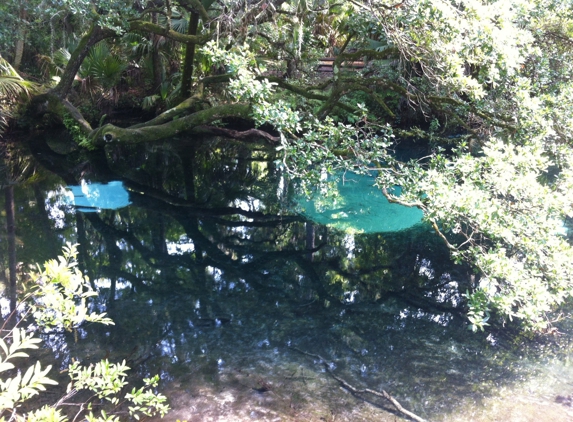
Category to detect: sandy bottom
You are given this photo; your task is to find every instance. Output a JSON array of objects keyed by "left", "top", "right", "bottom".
[{"left": 147, "top": 356, "right": 573, "bottom": 422}]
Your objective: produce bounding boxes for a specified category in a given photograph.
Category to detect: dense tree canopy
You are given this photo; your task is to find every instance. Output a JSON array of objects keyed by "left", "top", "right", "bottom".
[{"left": 2, "top": 0, "right": 573, "bottom": 331}]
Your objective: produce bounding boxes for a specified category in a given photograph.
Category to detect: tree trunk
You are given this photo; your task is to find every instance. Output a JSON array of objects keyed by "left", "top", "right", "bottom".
[
  {"left": 13, "top": 0, "right": 27, "bottom": 69},
  {"left": 5, "top": 186, "right": 17, "bottom": 311},
  {"left": 180, "top": 12, "right": 200, "bottom": 99},
  {"left": 50, "top": 24, "right": 114, "bottom": 98},
  {"left": 13, "top": 37, "right": 25, "bottom": 71},
  {"left": 151, "top": 13, "right": 163, "bottom": 93}
]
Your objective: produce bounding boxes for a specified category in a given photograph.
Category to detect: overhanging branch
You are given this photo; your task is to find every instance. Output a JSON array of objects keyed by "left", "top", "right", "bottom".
[
  {"left": 192, "top": 125, "right": 280, "bottom": 143},
  {"left": 128, "top": 20, "right": 212, "bottom": 44},
  {"left": 89, "top": 103, "right": 251, "bottom": 146}
]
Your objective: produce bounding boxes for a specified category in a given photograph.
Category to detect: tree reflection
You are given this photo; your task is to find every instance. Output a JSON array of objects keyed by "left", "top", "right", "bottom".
[
  {"left": 1, "top": 138, "right": 65, "bottom": 312},
  {"left": 9, "top": 133, "right": 541, "bottom": 420},
  {"left": 20, "top": 134, "right": 468, "bottom": 313}
]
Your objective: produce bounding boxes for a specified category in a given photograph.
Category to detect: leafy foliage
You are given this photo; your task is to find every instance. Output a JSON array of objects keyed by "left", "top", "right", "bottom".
[
  {"left": 30, "top": 243, "right": 114, "bottom": 331},
  {"left": 63, "top": 112, "right": 92, "bottom": 150},
  {"left": 378, "top": 138, "right": 573, "bottom": 331},
  {"left": 0, "top": 244, "right": 170, "bottom": 421},
  {"left": 241, "top": 0, "right": 573, "bottom": 331},
  {"left": 0, "top": 329, "right": 56, "bottom": 410},
  {"left": 0, "top": 55, "right": 38, "bottom": 135}
]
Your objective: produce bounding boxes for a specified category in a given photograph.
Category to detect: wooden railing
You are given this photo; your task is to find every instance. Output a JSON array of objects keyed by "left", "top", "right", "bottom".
[{"left": 317, "top": 57, "right": 365, "bottom": 73}]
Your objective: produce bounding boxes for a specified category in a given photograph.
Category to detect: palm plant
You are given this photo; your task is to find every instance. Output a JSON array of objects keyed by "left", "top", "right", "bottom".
[
  {"left": 80, "top": 42, "right": 128, "bottom": 104},
  {"left": 36, "top": 46, "right": 74, "bottom": 82},
  {"left": 0, "top": 55, "right": 38, "bottom": 136}
]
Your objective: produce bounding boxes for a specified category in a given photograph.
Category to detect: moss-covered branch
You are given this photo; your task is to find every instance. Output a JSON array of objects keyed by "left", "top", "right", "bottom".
[
  {"left": 130, "top": 91, "right": 206, "bottom": 129},
  {"left": 89, "top": 103, "right": 251, "bottom": 146},
  {"left": 334, "top": 48, "right": 399, "bottom": 67},
  {"left": 262, "top": 76, "right": 356, "bottom": 115},
  {"left": 262, "top": 76, "right": 331, "bottom": 102},
  {"left": 128, "top": 20, "right": 212, "bottom": 44}
]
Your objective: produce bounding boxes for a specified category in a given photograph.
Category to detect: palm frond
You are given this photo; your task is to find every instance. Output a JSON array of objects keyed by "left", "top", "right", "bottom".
[
  {"left": 171, "top": 17, "right": 189, "bottom": 34},
  {"left": 0, "top": 56, "right": 38, "bottom": 99},
  {"left": 0, "top": 76, "right": 32, "bottom": 98},
  {"left": 0, "top": 56, "right": 39, "bottom": 136},
  {"left": 81, "top": 43, "right": 127, "bottom": 90},
  {"left": 0, "top": 108, "right": 12, "bottom": 135},
  {"left": 53, "top": 47, "right": 71, "bottom": 68},
  {"left": 123, "top": 33, "right": 152, "bottom": 58},
  {"left": 142, "top": 94, "right": 160, "bottom": 110}
]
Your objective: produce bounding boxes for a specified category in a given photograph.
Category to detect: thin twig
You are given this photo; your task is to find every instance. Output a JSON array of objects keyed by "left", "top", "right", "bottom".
[
  {"left": 54, "top": 388, "right": 78, "bottom": 408},
  {"left": 291, "top": 346, "right": 428, "bottom": 422}
]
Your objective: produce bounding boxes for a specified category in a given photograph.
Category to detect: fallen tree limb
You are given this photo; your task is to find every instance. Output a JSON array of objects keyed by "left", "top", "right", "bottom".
[
  {"left": 291, "top": 346, "right": 428, "bottom": 422},
  {"left": 130, "top": 92, "right": 206, "bottom": 129},
  {"left": 61, "top": 98, "right": 93, "bottom": 135},
  {"left": 88, "top": 103, "right": 251, "bottom": 146},
  {"left": 191, "top": 125, "right": 280, "bottom": 143}
]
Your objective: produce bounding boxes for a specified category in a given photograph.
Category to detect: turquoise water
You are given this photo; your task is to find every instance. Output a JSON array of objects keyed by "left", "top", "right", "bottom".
[{"left": 295, "top": 172, "right": 424, "bottom": 233}]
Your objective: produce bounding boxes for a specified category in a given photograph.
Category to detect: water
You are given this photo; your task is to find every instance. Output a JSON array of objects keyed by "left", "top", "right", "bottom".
[
  {"left": 2, "top": 133, "right": 573, "bottom": 421},
  {"left": 64, "top": 180, "right": 131, "bottom": 212},
  {"left": 295, "top": 171, "right": 424, "bottom": 233}
]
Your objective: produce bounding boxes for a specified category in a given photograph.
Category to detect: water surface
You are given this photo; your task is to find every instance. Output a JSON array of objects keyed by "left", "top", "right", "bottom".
[{"left": 2, "top": 134, "right": 573, "bottom": 421}]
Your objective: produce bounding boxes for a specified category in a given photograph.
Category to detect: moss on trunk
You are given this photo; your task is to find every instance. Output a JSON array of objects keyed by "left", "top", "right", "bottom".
[
  {"left": 89, "top": 103, "right": 251, "bottom": 146},
  {"left": 180, "top": 12, "right": 200, "bottom": 99},
  {"left": 130, "top": 92, "right": 206, "bottom": 129}
]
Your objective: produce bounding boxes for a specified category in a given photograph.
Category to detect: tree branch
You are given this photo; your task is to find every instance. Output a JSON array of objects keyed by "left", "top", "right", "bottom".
[
  {"left": 261, "top": 75, "right": 357, "bottom": 114},
  {"left": 50, "top": 25, "right": 116, "bottom": 98},
  {"left": 61, "top": 98, "right": 93, "bottom": 134},
  {"left": 291, "top": 347, "right": 428, "bottom": 422},
  {"left": 130, "top": 91, "right": 206, "bottom": 129},
  {"left": 179, "top": 0, "right": 210, "bottom": 22},
  {"left": 336, "top": 47, "right": 399, "bottom": 63},
  {"left": 192, "top": 125, "right": 280, "bottom": 143},
  {"left": 89, "top": 103, "right": 251, "bottom": 146},
  {"left": 128, "top": 20, "right": 212, "bottom": 44}
]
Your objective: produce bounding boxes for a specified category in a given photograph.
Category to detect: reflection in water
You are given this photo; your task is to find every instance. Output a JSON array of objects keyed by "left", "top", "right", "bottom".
[
  {"left": 2, "top": 135, "right": 573, "bottom": 421},
  {"left": 65, "top": 180, "right": 131, "bottom": 212},
  {"left": 295, "top": 171, "right": 424, "bottom": 233}
]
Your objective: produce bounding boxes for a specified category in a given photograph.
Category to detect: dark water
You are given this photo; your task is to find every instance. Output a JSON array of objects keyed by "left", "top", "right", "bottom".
[{"left": 2, "top": 133, "right": 573, "bottom": 421}]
